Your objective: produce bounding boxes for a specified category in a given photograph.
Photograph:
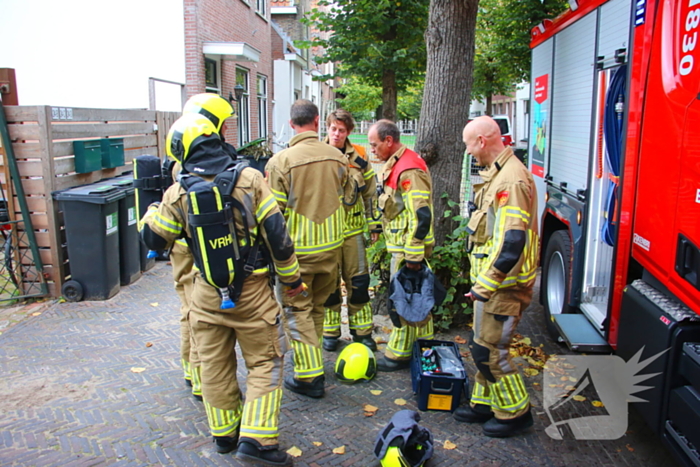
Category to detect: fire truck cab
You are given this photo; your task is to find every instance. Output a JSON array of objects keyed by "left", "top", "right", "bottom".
[{"left": 529, "top": 0, "right": 700, "bottom": 463}]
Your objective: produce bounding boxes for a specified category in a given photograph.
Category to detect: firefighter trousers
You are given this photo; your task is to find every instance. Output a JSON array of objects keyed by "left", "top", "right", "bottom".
[
  {"left": 279, "top": 248, "right": 340, "bottom": 381},
  {"left": 385, "top": 251, "right": 434, "bottom": 361},
  {"left": 323, "top": 233, "right": 373, "bottom": 339},
  {"left": 171, "top": 241, "right": 201, "bottom": 398},
  {"left": 189, "top": 272, "right": 287, "bottom": 446},
  {"left": 469, "top": 299, "right": 530, "bottom": 420}
]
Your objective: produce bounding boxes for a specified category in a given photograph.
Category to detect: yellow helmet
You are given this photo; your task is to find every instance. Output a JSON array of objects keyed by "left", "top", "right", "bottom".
[
  {"left": 334, "top": 342, "right": 376, "bottom": 384},
  {"left": 166, "top": 113, "right": 219, "bottom": 163},
  {"left": 380, "top": 446, "right": 414, "bottom": 467},
  {"left": 182, "top": 93, "right": 235, "bottom": 133}
]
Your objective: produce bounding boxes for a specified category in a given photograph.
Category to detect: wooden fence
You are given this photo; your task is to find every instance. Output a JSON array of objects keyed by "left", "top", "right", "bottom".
[{"left": 1, "top": 106, "right": 180, "bottom": 297}]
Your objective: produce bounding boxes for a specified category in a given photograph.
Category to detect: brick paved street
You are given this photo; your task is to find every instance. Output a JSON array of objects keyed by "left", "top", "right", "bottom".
[{"left": 0, "top": 262, "right": 679, "bottom": 466}]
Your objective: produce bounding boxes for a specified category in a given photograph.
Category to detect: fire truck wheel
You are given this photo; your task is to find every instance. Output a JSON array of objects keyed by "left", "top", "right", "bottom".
[{"left": 542, "top": 230, "right": 573, "bottom": 342}]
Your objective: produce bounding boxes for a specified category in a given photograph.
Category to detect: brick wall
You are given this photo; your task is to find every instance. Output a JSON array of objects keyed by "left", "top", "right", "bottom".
[{"left": 184, "top": 0, "right": 274, "bottom": 146}]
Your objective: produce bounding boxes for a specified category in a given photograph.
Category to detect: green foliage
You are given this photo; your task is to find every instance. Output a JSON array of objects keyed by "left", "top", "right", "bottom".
[
  {"left": 396, "top": 84, "right": 423, "bottom": 121},
  {"left": 296, "top": 0, "right": 429, "bottom": 118},
  {"left": 471, "top": 0, "right": 568, "bottom": 103},
  {"left": 337, "top": 77, "right": 424, "bottom": 122},
  {"left": 429, "top": 193, "right": 472, "bottom": 330}
]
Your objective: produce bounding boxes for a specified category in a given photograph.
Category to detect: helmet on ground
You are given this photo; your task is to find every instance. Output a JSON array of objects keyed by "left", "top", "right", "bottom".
[
  {"left": 166, "top": 113, "right": 219, "bottom": 163},
  {"left": 334, "top": 342, "right": 376, "bottom": 384},
  {"left": 375, "top": 410, "right": 433, "bottom": 467},
  {"left": 379, "top": 438, "right": 425, "bottom": 467},
  {"left": 182, "top": 93, "right": 235, "bottom": 133}
]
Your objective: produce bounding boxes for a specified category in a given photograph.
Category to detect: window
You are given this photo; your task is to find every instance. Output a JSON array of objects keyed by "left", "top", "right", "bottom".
[
  {"left": 236, "top": 68, "right": 250, "bottom": 145},
  {"left": 256, "top": 0, "right": 266, "bottom": 16},
  {"left": 257, "top": 75, "right": 268, "bottom": 139},
  {"left": 205, "top": 58, "right": 220, "bottom": 93}
]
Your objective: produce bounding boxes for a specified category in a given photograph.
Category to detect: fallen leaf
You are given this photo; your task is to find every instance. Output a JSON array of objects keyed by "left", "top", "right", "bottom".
[
  {"left": 521, "top": 337, "right": 532, "bottom": 345},
  {"left": 145, "top": 342, "right": 153, "bottom": 348},
  {"left": 592, "top": 400, "right": 604, "bottom": 408},
  {"left": 130, "top": 367, "right": 146, "bottom": 373},
  {"left": 363, "top": 404, "right": 379, "bottom": 416},
  {"left": 31, "top": 312, "right": 42, "bottom": 316},
  {"left": 548, "top": 357, "right": 558, "bottom": 362},
  {"left": 560, "top": 376, "right": 569, "bottom": 382},
  {"left": 626, "top": 444, "right": 634, "bottom": 452},
  {"left": 150, "top": 302, "right": 158, "bottom": 307},
  {"left": 370, "top": 390, "right": 382, "bottom": 395},
  {"left": 569, "top": 377, "right": 577, "bottom": 382},
  {"left": 533, "top": 382, "right": 540, "bottom": 386},
  {"left": 524, "top": 368, "right": 539, "bottom": 377},
  {"left": 565, "top": 385, "right": 576, "bottom": 391},
  {"left": 332, "top": 445, "right": 345, "bottom": 455},
  {"left": 454, "top": 336, "right": 467, "bottom": 344},
  {"left": 394, "top": 398, "right": 407, "bottom": 406},
  {"left": 287, "top": 446, "right": 302, "bottom": 457},
  {"left": 443, "top": 440, "right": 457, "bottom": 450},
  {"left": 573, "top": 395, "right": 586, "bottom": 402},
  {"left": 548, "top": 384, "right": 559, "bottom": 388},
  {"left": 312, "top": 442, "right": 322, "bottom": 447}
]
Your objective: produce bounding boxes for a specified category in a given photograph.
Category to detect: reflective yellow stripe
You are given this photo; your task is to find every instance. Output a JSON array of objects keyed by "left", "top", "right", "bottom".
[
  {"left": 240, "top": 388, "right": 282, "bottom": 438},
  {"left": 291, "top": 340, "right": 323, "bottom": 378},
  {"left": 271, "top": 188, "right": 287, "bottom": 203},
  {"left": 175, "top": 238, "right": 188, "bottom": 246},
  {"left": 276, "top": 260, "right": 299, "bottom": 277},
  {"left": 256, "top": 194, "right": 277, "bottom": 222},
  {"left": 204, "top": 401, "right": 241, "bottom": 437},
  {"left": 154, "top": 212, "right": 182, "bottom": 234}
]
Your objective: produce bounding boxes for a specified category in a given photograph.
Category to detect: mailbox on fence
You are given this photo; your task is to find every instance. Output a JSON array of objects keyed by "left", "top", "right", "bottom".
[
  {"left": 73, "top": 140, "right": 103, "bottom": 174},
  {"left": 101, "top": 138, "right": 125, "bottom": 169}
]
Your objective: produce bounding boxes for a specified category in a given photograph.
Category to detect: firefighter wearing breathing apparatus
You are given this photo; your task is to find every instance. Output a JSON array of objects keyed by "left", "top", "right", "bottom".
[
  {"left": 456, "top": 116, "right": 539, "bottom": 438},
  {"left": 266, "top": 100, "right": 348, "bottom": 399},
  {"left": 171, "top": 93, "right": 237, "bottom": 401},
  {"left": 368, "top": 120, "right": 435, "bottom": 373},
  {"left": 321, "top": 109, "right": 379, "bottom": 353},
  {"left": 140, "top": 113, "right": 303, "bottom": 466}
]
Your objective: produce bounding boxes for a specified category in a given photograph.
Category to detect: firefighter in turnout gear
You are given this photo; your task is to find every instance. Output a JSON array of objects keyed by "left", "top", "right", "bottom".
[
  {"left": 141, "top": 113, "right": 303, "bottom": 466},
  {"left": 321, "top": 109, "right": 379, "bottom": 352},
  {"left": 266, "top": 100, "right": 348, "bottom": 398},
  {"left": 454, "top": 116, "right": 539, "bottom": 438},
  {"left": 368, "top": 120, "right": 435, "bottom": 372},
  {"left": 169, "top": 93, "right": 237, "bottom": 401}
]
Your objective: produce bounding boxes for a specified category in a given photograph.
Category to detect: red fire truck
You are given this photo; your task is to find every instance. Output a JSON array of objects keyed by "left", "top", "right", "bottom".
[{"left": 529, "top": 0, "right": 700, "bottom": 463}]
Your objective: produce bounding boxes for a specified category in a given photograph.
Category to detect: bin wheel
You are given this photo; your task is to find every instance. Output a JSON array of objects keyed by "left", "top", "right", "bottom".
[{"left": 62, "top": 280, "right": 84, "bottom": 302}]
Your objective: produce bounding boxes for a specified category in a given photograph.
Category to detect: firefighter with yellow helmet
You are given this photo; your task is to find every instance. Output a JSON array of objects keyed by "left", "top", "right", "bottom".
[
  {"left": 141, "top": 112, "right": 303, "bottom": 466},
  {"left": 266, "top": 99, "right": 348, "bottom": 399},
  {"left": 321, "top": 109, "right": 379, "bottom": 352},
  {"left": 169, "top": 93, "right": 237, "bottom": 401}
]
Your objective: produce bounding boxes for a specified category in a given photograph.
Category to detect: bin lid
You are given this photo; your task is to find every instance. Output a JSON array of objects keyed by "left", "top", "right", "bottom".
[
  {"left": 104, "top": 174, "right": 135, "bottom": 195},
  {"left": 53, "top": 182, "right": 125, "bottom": 204}
]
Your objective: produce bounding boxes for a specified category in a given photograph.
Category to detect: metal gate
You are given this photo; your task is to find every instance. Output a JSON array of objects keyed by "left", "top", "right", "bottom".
[{"left": 0, "top": 99, "right": 48, "bottom": 302}]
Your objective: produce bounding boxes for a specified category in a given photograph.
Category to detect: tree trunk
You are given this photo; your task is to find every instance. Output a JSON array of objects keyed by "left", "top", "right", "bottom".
[
  {"left": 416, "top": 0, "right": 479, "bottom": 246},
  {"left": 486, "top": 94, "right": 493, "bottom": 116},
  {"left": 381, "top": 68, "right": 398, "bottom": 121}
]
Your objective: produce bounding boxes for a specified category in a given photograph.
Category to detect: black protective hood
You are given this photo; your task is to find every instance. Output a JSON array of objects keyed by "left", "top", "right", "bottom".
[{"left": 182, "top": 136, "right": 236, "bottom": 176}]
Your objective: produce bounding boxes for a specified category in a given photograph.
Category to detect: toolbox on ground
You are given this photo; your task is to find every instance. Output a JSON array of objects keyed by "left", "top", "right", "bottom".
[{"left": 411, "top": 339, "right": 469, "bottom": 412}]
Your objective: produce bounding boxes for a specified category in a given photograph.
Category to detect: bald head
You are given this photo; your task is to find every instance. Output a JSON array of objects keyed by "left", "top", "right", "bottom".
[{"left": 463, "top": 116, "right": 505, "bottom": 167}]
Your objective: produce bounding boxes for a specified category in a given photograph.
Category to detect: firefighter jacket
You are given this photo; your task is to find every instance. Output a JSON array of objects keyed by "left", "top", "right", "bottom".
[
  {"left": 467, "top": 147, "right": 539, "bottom": 311},
  {"left": 323, "top": 137, "right": 379, "bottom": 237},
  {"left": 378, "top": 145, "right": 435, "bottom": 263},
  {"left": 267, "top": 131, "right": 348, "bottom": 255},
  {"left": 141, "top": 167, "right": 302, "bottom": 292}
]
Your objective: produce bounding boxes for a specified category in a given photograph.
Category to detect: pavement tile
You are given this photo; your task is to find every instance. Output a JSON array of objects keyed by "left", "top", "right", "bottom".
[{"left": 0, "top": 262, "right": 681, "bottom": 466}]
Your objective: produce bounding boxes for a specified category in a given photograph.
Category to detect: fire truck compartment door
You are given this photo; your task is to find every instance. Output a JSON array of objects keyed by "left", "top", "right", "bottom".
[{"left": 549, "top": 11, "right": 596, "bottom": 194}]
